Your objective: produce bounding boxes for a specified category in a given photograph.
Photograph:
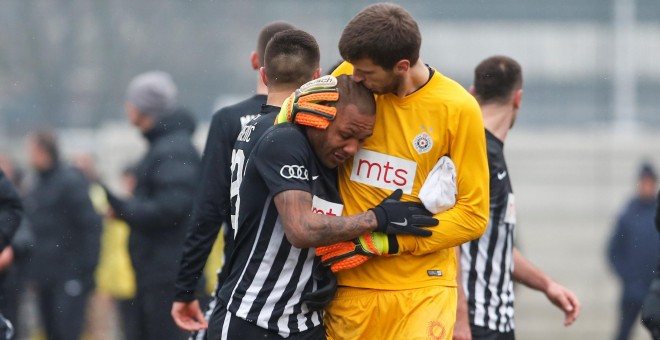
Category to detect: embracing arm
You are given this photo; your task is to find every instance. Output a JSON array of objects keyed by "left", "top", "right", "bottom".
[
  {"left": 274, "top": 189, "right": 377, "bottom": 248},
  {"left": 398, "top": 97, "right": 490, "bottom": 255}
]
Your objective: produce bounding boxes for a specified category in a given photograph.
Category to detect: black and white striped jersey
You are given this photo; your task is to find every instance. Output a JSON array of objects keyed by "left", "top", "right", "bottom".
[
  {"left": 460, "top": 129, "right": 516, "bottom": 332},
  {"left": 219, "top": 122, "right": 342, "bottom": 337}
]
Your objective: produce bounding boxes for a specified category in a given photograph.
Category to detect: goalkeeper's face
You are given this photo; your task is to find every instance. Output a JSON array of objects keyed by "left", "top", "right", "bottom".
[{"left": 307, "top": 103, "right": 374, "bottom": 168}]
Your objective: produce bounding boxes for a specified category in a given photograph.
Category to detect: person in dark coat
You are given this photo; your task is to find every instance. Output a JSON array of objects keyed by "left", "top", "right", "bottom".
[
  {"left": 0, "top": 167, "right": 23, "bottom": 339},
  {"left": 105, "top": 71, "right": 200, "bottom": 340},
  {"left": 608, "top": 162, "right": 660, "bottom": 340},
  {"left": 24, "top": 129, "right": 101, "bottom": 340}
]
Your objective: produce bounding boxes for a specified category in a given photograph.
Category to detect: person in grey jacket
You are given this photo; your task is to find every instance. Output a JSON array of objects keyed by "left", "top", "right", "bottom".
[{"left": 105, "top": 71, "right": 200, "bottom": 340}]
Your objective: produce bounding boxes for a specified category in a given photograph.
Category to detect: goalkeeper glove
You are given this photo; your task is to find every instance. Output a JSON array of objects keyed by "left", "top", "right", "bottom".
[
  {"left": 316, "top": 232, "right": 396, "bottom": 272},
  {"left": 301, "top": 263, "right": 337, "bottom": 311},
  {"left": 371, "top": 189, "right": 439, "bottom": 237}
]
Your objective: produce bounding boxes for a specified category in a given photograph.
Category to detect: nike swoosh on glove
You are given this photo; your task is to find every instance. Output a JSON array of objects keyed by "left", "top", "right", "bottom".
[{"left": 370, "top": 189, "right": 439, "bottom": 237}]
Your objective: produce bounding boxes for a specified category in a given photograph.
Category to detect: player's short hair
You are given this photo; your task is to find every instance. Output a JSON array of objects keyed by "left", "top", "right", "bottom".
[
  {"left": 264, "top": 29, "right": 320, "bottom": 88},
  {"left": 256, "top": 21, "right": 296, "bottom": 66},
  {"left": 30, "top": 129, "right": 59, "bottom": 163},
  {"left": 335, "top": 75, "right": 376, "bottom": 118},
  {"left": 473, "top": 56, "right": 523, "bottom": 105},
  {"left": 339, "top": 3, "right": 421, "bottom": 70}
]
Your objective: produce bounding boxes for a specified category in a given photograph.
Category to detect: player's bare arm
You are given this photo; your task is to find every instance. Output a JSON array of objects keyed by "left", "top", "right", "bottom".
[
  {"left": 512, "top": 248, "right": 581, "bottom": 326},
  {"left": 274, "top": 189, "right": 377, "bottom": 248}
]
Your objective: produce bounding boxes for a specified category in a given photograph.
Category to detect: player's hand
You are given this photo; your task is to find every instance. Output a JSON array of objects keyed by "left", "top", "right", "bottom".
[
  {"left": 0, "top": 247, "right": 14, "bottom": 271},
  {"left": 453, "top": 292, "right": 472, "bottom": 340},
  {"left": 545, "top": 281, "right": 581, "bottom": 326},
  {"left": 452, "top": 312, "right": 472, "bottom": 340},
  {"left": 316, "top": 232, "right": 395, "bottom": 272},
  {"left": 371, "top": 189, "right": 438, "bottom": 237},
  {"left": 171, "top": 300, "right": 208, "bottom": 332},
  {"left": 301, "top": 264, "right": 337, "bottom": 311}
]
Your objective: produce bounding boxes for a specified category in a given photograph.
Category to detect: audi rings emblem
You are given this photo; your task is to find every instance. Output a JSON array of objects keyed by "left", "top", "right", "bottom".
[{"left": 280, "top": 165, "right": 309, "bottom": 180}]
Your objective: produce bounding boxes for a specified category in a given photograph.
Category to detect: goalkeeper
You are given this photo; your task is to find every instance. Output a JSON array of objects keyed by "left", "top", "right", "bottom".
[{"left": 321, "top": 3, "right": 490, "bottom": 340}]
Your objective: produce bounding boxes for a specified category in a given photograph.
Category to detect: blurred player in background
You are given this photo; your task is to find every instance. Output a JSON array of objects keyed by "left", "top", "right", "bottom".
[
  {"left": 172, "top": 22, "right": 296, "bottom": 338},
  {"left": 454, "top": 55, "right": 580, "bottom": 340}
]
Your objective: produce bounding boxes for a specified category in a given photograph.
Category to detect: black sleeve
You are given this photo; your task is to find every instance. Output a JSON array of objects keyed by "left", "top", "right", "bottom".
[
  {"left": 64, "top": 170, "right": 102, "bottom": 275},
  {"left": 253, "top": 126, "right": 313, "bottom": 197},
  {"left": 114, "top": 152, "right": 198, "bottom": 232},
  {"left": 0, "top": 169, "right": 22, "bottom": 250},
  {"left": 174, "top": 112, "right": 234, "bottom": 302},
  {"left": 656, "top": 190, "right": 660, "bottom": 233}
]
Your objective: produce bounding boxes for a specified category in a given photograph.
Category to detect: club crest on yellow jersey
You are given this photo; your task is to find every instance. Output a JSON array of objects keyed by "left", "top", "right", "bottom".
[{"left": 412, "top": 132, "right": 433, "bottom": 154}]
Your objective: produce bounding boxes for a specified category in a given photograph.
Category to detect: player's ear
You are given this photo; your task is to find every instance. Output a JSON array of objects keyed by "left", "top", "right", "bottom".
[
  {"left": 259, "top": 67, "right": 268, "bottom": 87},
  {"left": 313, "top": 68, "right": 321, "bottom": 80},
  {"left": 513, "top": 89, "right": 523, "bottom": 109},
  {"left": 468, "top": 85, "right": 476, "bottom": 96},
  {"left": 250, "top": 51, "right": 259, "bottom": 70},
  {"left": 394, "top": 59, "right": 410, "bottom": 75}
]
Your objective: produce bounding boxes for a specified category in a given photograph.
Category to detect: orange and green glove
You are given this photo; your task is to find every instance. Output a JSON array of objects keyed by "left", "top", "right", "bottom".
[{"left": 315, "top": 232, "right": 397, "bottom": 272}]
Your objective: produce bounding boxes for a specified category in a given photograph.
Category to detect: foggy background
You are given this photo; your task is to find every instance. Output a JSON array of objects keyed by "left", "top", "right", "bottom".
[{"left": 1, "top": 0, "right": 659, "bottom": 339}]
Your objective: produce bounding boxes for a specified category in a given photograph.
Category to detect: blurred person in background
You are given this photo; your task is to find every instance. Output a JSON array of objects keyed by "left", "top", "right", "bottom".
[
  {"left": 23, "top": 129, "right": 102, "bottom": 340},
  {"left": 0, "top": 165, "right": 23, "bottom": 339},
  {"left": 72, "top": 154, "right": 137, "bottom": 340},
  {"left": 172, "top": 21, "right": 295, "bottom": 339},
  {"left": 104, "top": 71, "right": 200, "bottom": 340},
  {"left": 454, "top": 55, "right": 580, "bottom": 340},
  {"left": 608, "top": 162, "right": 660, "bottom": 340},
  {"left": 0, "top": 155, "right": 33, "bottom": 338}
]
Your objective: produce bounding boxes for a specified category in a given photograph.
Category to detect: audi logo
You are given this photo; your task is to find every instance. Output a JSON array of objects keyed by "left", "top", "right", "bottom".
[{"left": 280, "top": 165, "right": 309, "bottom": 180}]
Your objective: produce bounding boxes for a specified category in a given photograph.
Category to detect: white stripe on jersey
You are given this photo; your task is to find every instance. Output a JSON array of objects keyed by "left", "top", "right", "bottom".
[
  {"left": 272, "top": 240, "right": 316, "bottom": 336},
  {"left": 486, "top": 217, "right": 508, "bottom": 331},
  {"left": 228, "top": 195, "right": 321, "bottom": 337},
  {"left": 468, "top": 218, "right": 493, "bottom": 327},
  {"left": 461, "top": 210, "right": 515, "bottom": 331},
  {"left": 228, "top": 197, "right": 273, "bottom": 317}
]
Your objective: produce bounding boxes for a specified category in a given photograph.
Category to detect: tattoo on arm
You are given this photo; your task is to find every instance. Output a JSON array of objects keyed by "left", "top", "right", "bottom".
[{"left": 274, "top": 190, "right": 377, "bottom": 248}]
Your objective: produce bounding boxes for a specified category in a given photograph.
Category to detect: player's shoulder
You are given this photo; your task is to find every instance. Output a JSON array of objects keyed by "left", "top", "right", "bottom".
[
  {"left": 428, "top": 69, "right": 474, "bottom": 102},
  {"left": 212, "top": 95, "right": 266, "bottom": 121},
  {"left": 252, "top": 123, "right": 308, "bottom": 156}
]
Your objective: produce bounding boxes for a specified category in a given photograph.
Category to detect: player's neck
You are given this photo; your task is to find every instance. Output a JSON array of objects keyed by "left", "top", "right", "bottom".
[
  {"left": 266, "top": 87, "right": 297, "bottom": 107},
  {"left": 255, "top": 73, "right": 268, "bottom": 95},
  {"left": 397, "top": 60, "right": 429, "bottom": 97},
  {"left": 482, "top": 104, "right": 514, "bottom": 143}
]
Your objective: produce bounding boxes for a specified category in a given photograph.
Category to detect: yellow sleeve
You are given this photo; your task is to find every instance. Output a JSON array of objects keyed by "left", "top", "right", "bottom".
[
  {"left": 330, "top": 61, "right": 353, "bottom": 77},
  {"left": 397, "top": 96, "right": 489, "bottom": 255}
]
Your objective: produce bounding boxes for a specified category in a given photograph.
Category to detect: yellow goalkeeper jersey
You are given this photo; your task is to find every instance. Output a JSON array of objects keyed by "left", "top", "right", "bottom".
[{"left": 332, "top": 62, "right": 489, "bottom": 290}]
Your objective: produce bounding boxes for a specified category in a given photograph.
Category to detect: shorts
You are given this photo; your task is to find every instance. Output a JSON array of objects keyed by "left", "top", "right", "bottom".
[
  {"left": 324, "top": 285, "right": 457, "bottom": 340},
  {"left": 470, "top": 325, "right": 515, "bottom": 340},
  {"left": 207, "top": 303, "right": 325, "bottom": 340}
]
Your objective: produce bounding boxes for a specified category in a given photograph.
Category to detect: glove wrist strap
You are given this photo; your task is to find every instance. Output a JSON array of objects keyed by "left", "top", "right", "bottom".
[{"left": 370, "top": 207, "right": 387, "bottom": 233}]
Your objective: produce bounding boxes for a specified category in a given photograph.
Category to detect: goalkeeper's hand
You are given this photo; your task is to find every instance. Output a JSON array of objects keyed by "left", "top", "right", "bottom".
[
  {"left": 316, "top": 232, "right": 396, "bottom": 272},
  {"left": 371, "top": 189, "right": 439, "bottom": 237}
]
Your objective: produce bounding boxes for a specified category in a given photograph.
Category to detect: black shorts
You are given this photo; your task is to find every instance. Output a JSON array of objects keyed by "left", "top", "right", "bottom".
[
  {"left": 470, "top": 325, "right": 515, "bottom": 340},
  {"left": 206, "top": 304, "right": 325, "bottom": 340}
]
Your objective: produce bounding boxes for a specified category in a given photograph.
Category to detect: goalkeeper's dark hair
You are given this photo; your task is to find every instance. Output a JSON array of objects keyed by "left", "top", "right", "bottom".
[
  {"left": 264, "top": 29, "right": 320, "bottom": 88},
  {"left": 339, "top": 3, "right": 421, "bottom": 70},
  {"left": 473, "top": 56, "right": 522, "bottom": 105},
  {"left": 256, "top": 21, "right": 296, "bottom": 66}
]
